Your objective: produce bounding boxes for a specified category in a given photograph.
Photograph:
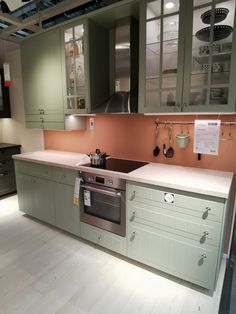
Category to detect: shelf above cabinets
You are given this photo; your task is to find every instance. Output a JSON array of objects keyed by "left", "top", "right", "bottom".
[{"left": 193, "top": 51, "right": 231, "bottom": 64}]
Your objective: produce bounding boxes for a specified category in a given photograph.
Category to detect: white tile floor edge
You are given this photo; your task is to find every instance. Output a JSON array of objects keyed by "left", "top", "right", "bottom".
[{"left": 0, "top": 194, "right": 226, "bottom": 314}]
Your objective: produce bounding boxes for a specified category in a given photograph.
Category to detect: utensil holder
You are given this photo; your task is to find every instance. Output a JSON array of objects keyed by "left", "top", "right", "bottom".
[{"left": 175, "top": 134, "right": 189, "bottom": 148}]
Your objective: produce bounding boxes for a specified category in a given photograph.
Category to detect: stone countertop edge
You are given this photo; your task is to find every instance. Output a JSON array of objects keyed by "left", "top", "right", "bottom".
[{"left": 13, "top": 151, "right": 234, "bottom": 199}]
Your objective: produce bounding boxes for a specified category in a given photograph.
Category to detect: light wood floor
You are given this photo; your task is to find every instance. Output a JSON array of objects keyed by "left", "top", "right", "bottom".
[{"left": 0, "top": 195, "right": 226, "bottom": 314}]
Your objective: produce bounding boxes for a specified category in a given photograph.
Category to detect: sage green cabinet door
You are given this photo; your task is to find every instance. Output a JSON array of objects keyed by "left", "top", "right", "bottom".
[
  {"left": 182, "top": 0, "right": 236, "bottom": 112},
  {"left": 21, "top": 28, "right": 64, "bottom": 125},
  {"left": 32, "top": 176, "right": 55, "bottom": 225},
  {"left": 39, "top": 28, "right": 64, "bottom": 114},
  {"left": 53, "top": 182, "right": 78, "bottom": 235},
  {"left": 128, "top": 223, "right": 218, "bottom": 290},
  {"left": 15, "top": 173, "right": 34, "bottom": 216},
  {"left": 21, "top": 36, "right": 41, "bottom": 115}
]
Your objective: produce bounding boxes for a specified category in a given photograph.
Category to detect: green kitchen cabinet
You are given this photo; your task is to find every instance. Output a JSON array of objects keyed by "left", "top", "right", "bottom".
[
  {"left": 16, "top": 173, "right": 34, "bottom": 216},
  {"left": 139, "top": 0, "right": 236, "bottom": 113},
  {"left": 127, "top": 181, "right": 228, "bottom": 291},
  {"left": 32, "top": 176, "right": 55, "bottom": 225},
  {"left": 21, "top": 27, "right": 64, "bottom": 129},
  {"left": 53, "top": 167, "right": 78, "bottom": 235},
  {"left": 15, "top": 160, "right": 79, "bottom": 234},
  {"left": 61, "top": 18, "right": 109, "bottom": 114}
]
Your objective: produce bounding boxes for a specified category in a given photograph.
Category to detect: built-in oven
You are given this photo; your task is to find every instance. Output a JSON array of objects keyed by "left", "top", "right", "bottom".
[{"left": 79, "top": 171, "right": 126, "bottom": 237}]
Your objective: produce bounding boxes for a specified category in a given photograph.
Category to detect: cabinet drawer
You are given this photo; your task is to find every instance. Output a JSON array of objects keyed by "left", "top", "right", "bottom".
[
  {"left": 127, "top": 182, "right": 225, "bottom": 222},
  {"left": 0, "top": 147, "right": 21, "bottom": 161},
  {"left": 0, "top": 160, "right": 14, "bottom": 172},
  {"left": 26, "top": 114, "right": 64, "bottom": 122},
  {"left": 128, "top": 223, "right": 218, "bottom": 290},
  {"left": 0, "top": 172, "right": 16, "bottom": 196},
  {"left": 26, "top": 122, "right": 65, "bottom": 130},
  {"left": 14, "top": 160, "right": 52, "bottom": 179},
  {"left": 80, "top": 222, "right": 126, "bottom": 255},
  {"left": 128, "top": 201, "right": 222, "bottom": 247},
  {"left": 53, "top": 167, "right": 77, "bottom": 186}
]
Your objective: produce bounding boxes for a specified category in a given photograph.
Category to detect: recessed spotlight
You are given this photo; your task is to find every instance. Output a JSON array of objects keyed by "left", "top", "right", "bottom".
[{"left": 165, "top": 2, "right": 175, "bottom": 9}]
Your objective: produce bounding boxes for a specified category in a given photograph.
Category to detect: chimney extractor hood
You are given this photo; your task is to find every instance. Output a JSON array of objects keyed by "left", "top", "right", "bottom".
[{"left": 92, "top": 17, "right": 139, "bottom": 114}]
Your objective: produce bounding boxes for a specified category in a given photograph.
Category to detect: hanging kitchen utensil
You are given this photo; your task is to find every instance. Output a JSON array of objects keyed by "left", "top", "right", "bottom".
[
  {"left": 153, "top": 124, "right": 160, "bottom": 157},
  {"left": 165, "top": 126, "right": 174, "bottom": 158}
]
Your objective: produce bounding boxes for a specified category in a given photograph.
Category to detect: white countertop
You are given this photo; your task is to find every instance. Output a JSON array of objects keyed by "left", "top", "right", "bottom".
[{"left": 13, "top": 150, "right": 234, "bottom": 198}]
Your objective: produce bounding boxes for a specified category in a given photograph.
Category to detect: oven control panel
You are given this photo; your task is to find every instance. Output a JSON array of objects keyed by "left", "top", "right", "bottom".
[{"left": 80, "top": 171, "right": 125, "bottom": 190}]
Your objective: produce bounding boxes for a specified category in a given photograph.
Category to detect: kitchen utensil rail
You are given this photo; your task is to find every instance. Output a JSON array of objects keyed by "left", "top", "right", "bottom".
[{"left": 154, "top": 120, "right": 236, "bottom": 126}]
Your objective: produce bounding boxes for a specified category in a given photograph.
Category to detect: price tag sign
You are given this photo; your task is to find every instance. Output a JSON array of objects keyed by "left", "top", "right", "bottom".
[
  {"left": 84, "top": 190, "right": 91, "bottom": 207},
  {"left": 73, "top": 177, "right": 83, "bottom": 205}
]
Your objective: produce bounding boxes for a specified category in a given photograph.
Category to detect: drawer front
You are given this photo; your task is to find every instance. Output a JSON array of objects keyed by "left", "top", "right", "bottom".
[
  {"left": 26, "top": 121, "right": 65, "bottom": 130},
  {"left": 14, "top": 160, "right": 52, "bottom": 179},
  {"left": 53, "top": 167, "right": 77, "bottom": 186},
  {"left": 127, "top": 182, "right": 225, "bottom": 222},
  {"left": 0, "top": 160, "right": 15, "bottom": 172},
  {"left": 0, "top": 172, "right": 16, "bottom": 196},
  {"left": 128, "top": 223, "right": 218, "bottom": 290},
  {"left": 128, "top": 201, "right": 222, "bottom": 246},
  {"left": 26, "top": 114, "right": 64, "bottom": 123},
  {"left": 0, "top": 147, "right": 21, "bottom": 161},
  {"left": 80, "top": 222, "right": 126, "bottom": 255}
]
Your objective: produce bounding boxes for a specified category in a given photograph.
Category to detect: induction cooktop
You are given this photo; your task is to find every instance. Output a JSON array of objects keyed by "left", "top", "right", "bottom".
[{"left": 84, "top": 158, "right": 148, "bottom": 173}]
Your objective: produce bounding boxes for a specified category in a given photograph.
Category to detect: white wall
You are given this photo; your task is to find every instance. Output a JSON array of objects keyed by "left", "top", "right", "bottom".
[{"left": 0, "top": 40, "right": 44, "bottom": 152}]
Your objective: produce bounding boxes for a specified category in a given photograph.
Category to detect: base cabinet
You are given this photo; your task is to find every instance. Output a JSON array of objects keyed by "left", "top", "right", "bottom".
[
  {"left": 53, "top": 182, "right": 77, "bottom": 235},
  {"left": 15, "top": 160, "right": 78, "bottom": 233},
  {"left": 127, "top": 181, "right": 228, "bottom": 291},
  {"left": 80, "top": 222, "right": 126, "bottom": 255}
]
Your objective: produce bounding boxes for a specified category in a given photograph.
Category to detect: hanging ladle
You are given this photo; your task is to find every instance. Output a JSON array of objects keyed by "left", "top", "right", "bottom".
[
  {"left": 165, "top": 125, "right": 174, "bottom": 158},
  {"left": 153, "top": 124, "right": 160, "bottom": 157}
]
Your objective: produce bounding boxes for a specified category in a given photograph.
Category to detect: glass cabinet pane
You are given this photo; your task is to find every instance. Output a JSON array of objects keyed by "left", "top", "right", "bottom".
[
  {"left": 64, "top": 23, "right": 86, "bottom": 110},
  {"left": 145, "top": 0, "right": 180, "bottom": 111},
  {"left": 189, "top": 0, "right": 235, "bottom": 107}
]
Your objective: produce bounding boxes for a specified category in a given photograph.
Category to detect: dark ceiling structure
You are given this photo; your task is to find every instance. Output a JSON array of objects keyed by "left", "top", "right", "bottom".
[{"left": 0, "top": 0, "right": 121, "bottom": 41}]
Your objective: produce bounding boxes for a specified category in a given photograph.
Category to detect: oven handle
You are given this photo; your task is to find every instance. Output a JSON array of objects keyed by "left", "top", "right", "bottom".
[{"left": 81, "top": 184, "right": 121, "bottom": 198}]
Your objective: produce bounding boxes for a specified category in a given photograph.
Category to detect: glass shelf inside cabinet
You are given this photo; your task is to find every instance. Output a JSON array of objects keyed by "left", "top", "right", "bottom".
[{"left": 64, "top": 24, "right": 86, "bottom": 111}]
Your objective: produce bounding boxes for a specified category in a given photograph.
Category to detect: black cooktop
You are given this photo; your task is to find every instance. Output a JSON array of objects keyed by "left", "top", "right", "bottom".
[{"left": 84, "top": 158, "right": 148, "bottom": 173}]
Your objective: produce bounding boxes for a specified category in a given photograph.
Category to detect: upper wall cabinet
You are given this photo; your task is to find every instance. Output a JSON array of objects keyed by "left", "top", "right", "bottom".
[
  {"left": 139, "top": 0, "right": 236, "bottom": 113},
  {"left": 61, "top": 18, "right": 110, "bottom": 115},
  {"left": 21, "top": 28, "right": 64, "bottom": 129}
]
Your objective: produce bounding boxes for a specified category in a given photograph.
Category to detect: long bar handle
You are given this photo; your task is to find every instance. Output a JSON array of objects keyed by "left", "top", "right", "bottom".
[{"left": 81, "top": 184, "right": 121, "bottom": 198}]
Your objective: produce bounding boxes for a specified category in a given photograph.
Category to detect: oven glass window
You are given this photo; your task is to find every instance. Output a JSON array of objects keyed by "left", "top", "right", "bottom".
[{"left": 83, "top": 189, "right": 121, "bottom": 224}]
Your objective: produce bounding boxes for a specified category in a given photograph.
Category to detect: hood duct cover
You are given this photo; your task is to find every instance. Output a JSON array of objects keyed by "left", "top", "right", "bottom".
[{"left": 92, "top": 17, "right": 139, "bottom": 114}]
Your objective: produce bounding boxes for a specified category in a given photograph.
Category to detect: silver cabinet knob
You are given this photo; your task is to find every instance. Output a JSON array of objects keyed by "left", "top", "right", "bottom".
[
  {"left": 200, "top": 231, "right": 209, "bottom": 244},
  {"left": 130, "top": 191, "right": 136, "bottom": 201},
  {"left": 201, "top": 253, "right": 207, "bottom": 259},
  {"left": 202, "top": 207, "right": 211, "bottom": 219},
  {"left": 130, "top": 231, "right": 136, "bottom": 241},
  {"left": 130, "top": 211, "right": 136, "bottom": 221}
]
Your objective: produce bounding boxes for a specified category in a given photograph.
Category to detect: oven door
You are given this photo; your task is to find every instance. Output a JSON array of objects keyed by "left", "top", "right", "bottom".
[{"left": 80, "top": 183, "right": 126, "bottom": 236}]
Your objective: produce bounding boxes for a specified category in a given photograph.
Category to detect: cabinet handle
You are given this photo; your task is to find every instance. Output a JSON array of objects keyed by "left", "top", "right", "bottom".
[
  {"left": 201, "top": 253, "right": 207, "bottom": 259},
  {"left": 98, "top": 235, "right": 101, "bottom": 242},
  {"left": 130, "top": 191, "right": 136, "bottom": 201},
  {"left": 200, "top": 231, "right": 209, "bottom": 244},
  {"left": 130, "top": 211, "right": 136, "bottom": 221},
  {"left": 0, "top": 172, "right": 8, "bottom": 176},
  {"left": 40, "top": 117, "right": 44, "bottom": 122},
  {"left": 202, "top": 207, "right": 211, "bottom": 220},
  {"left": 130, "top": 231, "right": 136, "bottom": 241}
]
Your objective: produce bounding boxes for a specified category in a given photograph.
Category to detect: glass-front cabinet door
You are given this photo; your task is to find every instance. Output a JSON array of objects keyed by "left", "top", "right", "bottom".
[
  {"left": 139, "top": 0, "right": 184, "bottom": 113},
  {"left": 63, "top": 21, "right": 89, "bottom": 114},
  {"left": 183, "top": 0, "right": 236, "bottom": 112}
]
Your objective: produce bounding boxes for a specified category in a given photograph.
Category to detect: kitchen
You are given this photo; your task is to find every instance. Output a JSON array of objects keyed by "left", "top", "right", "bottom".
[{"left": 0, "top": 0, "right": 236, "bottom": 313}]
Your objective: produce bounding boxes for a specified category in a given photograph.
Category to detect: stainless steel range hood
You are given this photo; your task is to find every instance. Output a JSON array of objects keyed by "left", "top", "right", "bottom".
[{"left": 92, "top": 17, "right": 139, "bottom": 113}]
